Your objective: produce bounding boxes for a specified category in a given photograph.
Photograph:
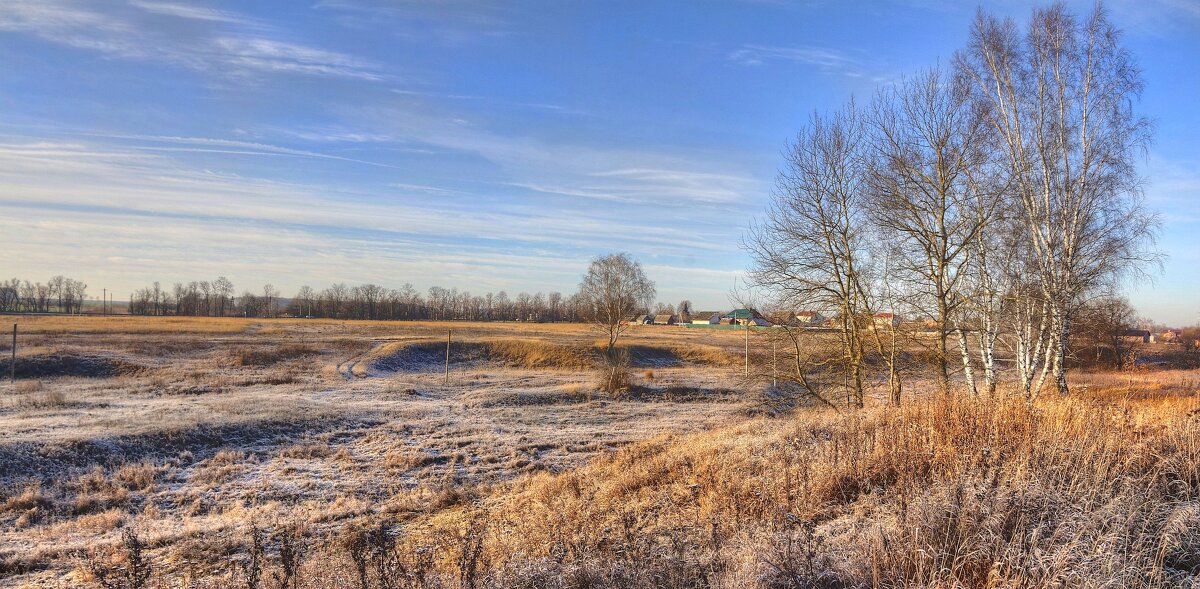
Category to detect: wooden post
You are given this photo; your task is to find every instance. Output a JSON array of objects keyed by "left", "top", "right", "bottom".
[
  {"left": 744, "top": 320, "right": 749, "bottom": 376},
  {"left": 444, "top": 329, "right": 452, "bottom": 385},
  {"left": 10, "top": 324, "right": 15, "bottom": 385},
  {"left": 772, "top": 337, "right": 777, "bottom": 389}
]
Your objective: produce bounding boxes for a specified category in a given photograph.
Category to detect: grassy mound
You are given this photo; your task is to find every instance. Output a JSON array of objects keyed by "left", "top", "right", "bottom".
[
  {"left": 232, "top": 344, "right": 318, "bottom": 366},
  {"left": 0, "top": 353, "right": 144, "bottom": 379},
  {"left": 362, "top": 338, "right": 737, "bottom": 374}
]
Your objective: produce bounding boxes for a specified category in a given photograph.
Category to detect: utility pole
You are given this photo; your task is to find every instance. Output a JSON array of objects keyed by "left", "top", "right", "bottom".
[
  {"left": 444, "top": 329, "right": 452, "bottom": 385},
  {"left": 10, "top": 324, "right": 15, "bottom": 385},
  {"left": 103, "top": 288, "right": 107, "bottom": 316}
]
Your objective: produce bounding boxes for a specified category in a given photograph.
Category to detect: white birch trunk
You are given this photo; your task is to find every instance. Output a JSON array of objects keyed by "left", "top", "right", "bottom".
[{"left": 956, "top": 327, "right": 979, "bottom": 396}]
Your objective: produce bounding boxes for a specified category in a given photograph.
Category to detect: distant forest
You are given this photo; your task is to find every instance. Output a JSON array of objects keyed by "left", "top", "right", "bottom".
[{"left": 0, "top": 275, "right": 692, "bottom": 323}]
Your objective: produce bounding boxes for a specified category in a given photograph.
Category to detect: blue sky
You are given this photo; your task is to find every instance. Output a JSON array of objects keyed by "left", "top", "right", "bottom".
[{"left": 0, "top": 1, "right": 1197, "bottom": 323}]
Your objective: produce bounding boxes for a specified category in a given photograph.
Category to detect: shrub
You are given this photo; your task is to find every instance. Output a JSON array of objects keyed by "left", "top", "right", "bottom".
[
  {"left": 86, "top": 529, "right": 150, "bottom": 589},
  {"left": 597, "top": 348, "right": 632, "bottom": 395}
]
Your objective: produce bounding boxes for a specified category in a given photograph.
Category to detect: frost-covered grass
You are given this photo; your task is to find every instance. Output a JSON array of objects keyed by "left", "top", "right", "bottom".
[
  {"left": 6, "top": 316, "right": 1196, "bottom": 588},
  {"left": 0, "top": 318, "right": 752, "bottom": 586}
]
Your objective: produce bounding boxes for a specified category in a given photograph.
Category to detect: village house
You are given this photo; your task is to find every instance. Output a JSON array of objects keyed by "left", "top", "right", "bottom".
[
  {"left": 1121, "top": 329, "right": 1151, "bottom": 344},
  {"left": 653, "top": 313, "right": 678, "bottom": 325},
  {"left": 794, "top": 310, "right": 824, "bottom": 325},
  {"left": 724, "top": 308, "right": 771, "bottom": 327},
  {"left": 872, "top": 312, "right": 901, "bottom": 329}
]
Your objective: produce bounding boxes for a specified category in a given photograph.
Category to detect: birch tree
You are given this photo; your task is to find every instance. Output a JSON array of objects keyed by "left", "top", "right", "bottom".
[
  {"left": 960, "top": 4, "right": 1158, "bottom": 396},
  {"left": 578, "top": 253, "right": 656, "bottom": 357}
]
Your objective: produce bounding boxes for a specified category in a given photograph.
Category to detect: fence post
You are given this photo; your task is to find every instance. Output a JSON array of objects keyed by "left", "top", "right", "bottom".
[
  {"left": 445, "top": 329, "right": 451, "bottom": 385},
  {"left": 744, "top": 321, "right": 749, "bottom": 376},
  {"left": 772, "top": 337, "right": 777, "bottom": 389},
  {"left": 10, "top": 324, "right": 15, "bottom": 385}
]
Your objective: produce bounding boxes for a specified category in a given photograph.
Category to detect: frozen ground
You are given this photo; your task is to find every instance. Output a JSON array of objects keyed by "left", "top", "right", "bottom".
[{"left": 0, "top": 317, "right": 757, "bottom": 586}]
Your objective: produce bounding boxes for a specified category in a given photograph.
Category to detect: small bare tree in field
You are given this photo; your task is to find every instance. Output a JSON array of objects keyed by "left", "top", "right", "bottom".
[
  {"left": 578, "top": 253, "right": 655, "bottom": 394},
  {"left": 745, "top": 103, "right": 874, "bottom": 409}
]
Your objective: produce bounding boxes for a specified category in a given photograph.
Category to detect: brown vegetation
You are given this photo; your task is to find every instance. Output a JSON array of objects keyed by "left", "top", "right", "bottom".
[
  {"left": 28, "top": 385, "right": 1196, "bottom": 588},
  {"left": 233, "top": 344, "right": 319, "bottom": 367},
  {"left": 2, "top": 312, "right": 1196, "bottom": 587}
]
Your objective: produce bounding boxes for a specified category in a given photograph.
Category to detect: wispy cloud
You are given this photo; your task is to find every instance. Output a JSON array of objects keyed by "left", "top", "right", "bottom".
[
  {"left": 127, "top": 1, "right": 255, "bottom": 25},
  {"left": 391, "top": 89, "right": 589, "bottom": 117},
  {"left": 0, "top": 136, "right": 753, "bottom": 259},
  {"left": 314, "top": 0, "right": 513, "bottom": 44},
  {"left": 211, "top": 37, "right": 381, "bottom": 80},
  {"left": 729, "top": 44, "right": 857, "bottom": 69},
  {"left": 77, "top": 133, "right": 405, "bottom": 168},
  {"left": 728, "top": 43, "right": 899, "bottom": 83},
  {"left": 0, "top": 1, "right": 383, "bottom": 81}
]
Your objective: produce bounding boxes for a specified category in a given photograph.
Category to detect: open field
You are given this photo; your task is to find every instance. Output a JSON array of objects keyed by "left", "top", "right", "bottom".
[
  {"left": 0, "top": 316, "right": 759, "bottom": 587},
  {"left": 1, "top": 316, "right": 1198, "bottom": 587}
]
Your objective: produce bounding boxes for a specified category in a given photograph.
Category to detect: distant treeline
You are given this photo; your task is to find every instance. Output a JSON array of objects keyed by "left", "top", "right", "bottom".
[
  {"left": 125, "top": 278, "right": 598, "bottom": 322},
  {"left": 0, "top": 276, "right": 88, "bottom": 314},
  {"left": 2, "top": 274, "right": 698, "bottom": 323}
]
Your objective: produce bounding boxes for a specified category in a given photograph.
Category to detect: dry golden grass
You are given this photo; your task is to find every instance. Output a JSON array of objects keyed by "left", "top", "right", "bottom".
[
  {"left": 11, "top": 315, "right": 255, "bottom": 334},
  {"left": 232, "top": 343, "right": 318, "bottom": 366},
  {"left": 664, "top": 342, "right": 741, "bottom": 367},
  {"left": 13, "top": 387, "right": 67, "bottom": 410},
  {"left": 8, "top": 314, "right": 1197, "bottom": 588},
  {"left": 277, "top": 441, "right": 335, "bottom": 460},
  {"left": 382, "top": 448, "right": 439, "bottom": 470},
  {"left": 482, "top": 338, "right": 593, "bottom": 369},
  {"left": 271, "top": 390, "right": 1200, "bottom": 588},
  {"left": 361, "top": 337, "right": 738, "bottom": 376},
  {"left": 360, "top": 338, "right": 595, "bottom": 374},
  {"left": 37, "top": 384, "right": 1196, "bottom": 588},
  {"left": 9, "top": 315, "right": 612, "bottom": 337}
]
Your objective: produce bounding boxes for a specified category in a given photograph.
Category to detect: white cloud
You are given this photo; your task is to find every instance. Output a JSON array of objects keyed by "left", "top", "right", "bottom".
[
  {"left": 729, "top": 44, "right": 859, "bottom": 70},
  {"left": 127, "top": 1, "right": 253, "bottom": 25},
  {"left": 0, "top": 133, "right": 755, "bottom": 307},
  {"left": 0, "top": 1, "right": 383, "bottom": 81},
  {"left": 211, "top": 37, "right": 382, "bottom": 80}
]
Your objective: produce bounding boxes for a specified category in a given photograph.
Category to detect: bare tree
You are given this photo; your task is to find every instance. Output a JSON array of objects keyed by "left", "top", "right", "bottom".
[
  {"left": 294, "top": 285, "right": 315, "bottom": 318},
  {"left": 0, "top": 279, "right": 18, "bottom": 312},
  {"left": 49, "top": 275, "right": 67, "bottom": 313},
  {"left": 868, "top": 66, "right": 992, "bottom": 396},
  {"left": 745, "top": 102, "right": 874, "bottom": 409},
  {"left": 214, "top": 276, "right": 234, "bottom": 316},
  {"left": 677, "top": 300, "right": 693, "bottom": 321},
  {"left": 262, "top": 284, "right": 280, "bottom": 318},
  {"left": 960, "top": 4, "right": 1159, "bottom": 396},
  {"left": 1077, "top": 294, "right": 1140, "bottom": 369},
  {"left": 324, "top": 283, "right": 348, "bottom": 319},
  {"left": 578, "top": 253, "right": 656, "bottom": 392}
]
